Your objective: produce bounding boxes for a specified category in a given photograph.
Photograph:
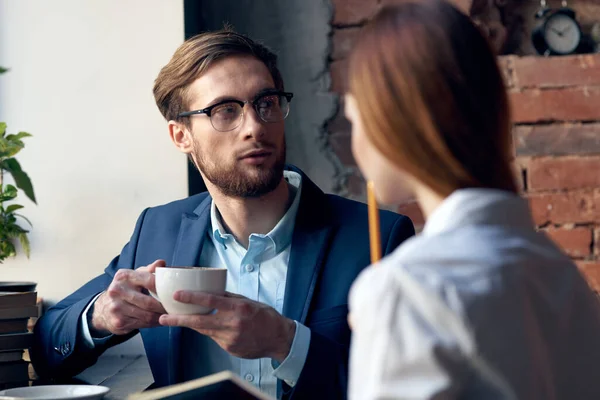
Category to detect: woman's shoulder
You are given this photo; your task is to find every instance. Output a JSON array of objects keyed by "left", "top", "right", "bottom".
[
  {"left": 388, "top": 224, "right": 571, "bottom": 280},
  {"left": 351, "top": 225, "right": 580, "bottom": 318}
]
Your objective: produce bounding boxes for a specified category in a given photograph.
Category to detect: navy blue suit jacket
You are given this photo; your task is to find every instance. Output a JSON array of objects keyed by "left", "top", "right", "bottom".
[{"left": 31, "top": 166, "right": 414, "bottom": 399}]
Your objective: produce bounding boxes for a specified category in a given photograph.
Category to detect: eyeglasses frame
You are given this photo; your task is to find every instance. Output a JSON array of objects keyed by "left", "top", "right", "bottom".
[{"left": 176, "top": 90, "right": 294, "bottom": 131}]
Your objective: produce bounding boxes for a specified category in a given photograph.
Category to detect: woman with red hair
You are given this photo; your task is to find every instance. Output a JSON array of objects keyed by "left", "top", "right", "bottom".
[{"left": 345, "top": 1, "right": 600, "bottom": 398}]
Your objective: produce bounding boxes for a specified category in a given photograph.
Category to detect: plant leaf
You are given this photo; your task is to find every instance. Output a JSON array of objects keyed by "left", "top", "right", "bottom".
[
  {"left": 0, "top": 67, "right": 8, "bottom": 74},
  {"left": 0, "top": 123, "right": 6, "bottom": 137},
  {"left": 0, "top": 185, "right": 18, "bottom": 202},
  {"left": 2, "top": 158, "right": 36, "bottom": 203},
  {"left": 0, "top": 140, "right": 23, "bottom": 157},
  {"left": 6, "top": 132, "right": 32, "bottom": 142},
  {"left": 17, "top": 232, "right": 30, "bottom": 258},
  {"left": 0, "top": 239, "right": 16, "bottom": 259},
  {"left": 3, "top": 212, "right": 17, "bottom": 226},
  {"left": 14, "top": 213, "right": 32, "bottom": 227},
  {"left": 6, "top": 204, "right": 24, "bottom": 213},
  {"left": 5, "top": 223, "right": 26, "bottom": 238}
]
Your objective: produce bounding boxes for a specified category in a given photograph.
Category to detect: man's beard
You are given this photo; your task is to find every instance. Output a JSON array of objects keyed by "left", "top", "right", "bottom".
[{"left": 192, "top": 140, "right": 286, "bottom": 198}]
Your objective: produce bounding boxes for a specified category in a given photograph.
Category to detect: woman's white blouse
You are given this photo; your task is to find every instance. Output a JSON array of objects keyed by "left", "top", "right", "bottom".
[{"left": 349, "top": 189, "right": 600, "bottom": 400}]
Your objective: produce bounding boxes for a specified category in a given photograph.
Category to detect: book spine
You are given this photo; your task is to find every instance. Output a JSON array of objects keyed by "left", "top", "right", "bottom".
[{"left": 0, "top": 361, "right": 28, "bottom": 384}]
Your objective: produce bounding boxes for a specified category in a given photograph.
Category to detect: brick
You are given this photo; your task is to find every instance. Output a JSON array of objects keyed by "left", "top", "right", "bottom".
[
  {"left": 380, "top": 0, "right": 472, "bottom": 13},
  {"left": 514, "top": 123, "right": 600, "bottom": 157},
  {"left": 528, "top": 156, "right": 600, "bottom": 191},
  {"left": 330, "top": 59, "right": 349, "bottom": 94},
  {"left": 512, "top": 159, "right": 525, "bottom": 192},
  {"left": 512, "top": 54, "right": 600, "bottom": 89},
  {"left": 510, "top": 87, "right": 600, "bottom": 123},
  {"left": 543, "top": 227, "right": 592, "bottom": 258},
  {"left": 576, "top": 262, "right": 600, "bottom": 292},
  {"left": 397, "top": 200, "right": 425, "bottom": 228},
  {"left": 331, "top": 27, "right": 361, "bottom": 61},
  {"left": 497, "top": 56, "right": 515, "bottom": 89},
  {"left": 329, "top": 131, "right": 356, "bottom": 166},
  {"left": 528, "top": 190, "right": 600, "bottom": 225},
  {"left": 332, "top": 0, "right": 378, "bottom": 26}
]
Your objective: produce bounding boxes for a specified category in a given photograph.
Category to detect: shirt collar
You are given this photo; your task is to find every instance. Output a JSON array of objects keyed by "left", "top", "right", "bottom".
[
  {"left": 210, "top": 171, "right": 302, "bottom": 253},
  {"left": 422, "top": 188, "right": 533, "bottom": 236}
]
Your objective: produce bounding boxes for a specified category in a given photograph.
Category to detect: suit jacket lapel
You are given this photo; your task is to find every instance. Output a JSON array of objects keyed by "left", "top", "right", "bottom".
[
  {"left": 171, "top": 195, "right": 212, "bottom": 268},
  {"left": 167, "top": 194, "right": 212, "bottom": 384},
  {"left": 283, "top": 169, "right": 333, "bottom": 323}
]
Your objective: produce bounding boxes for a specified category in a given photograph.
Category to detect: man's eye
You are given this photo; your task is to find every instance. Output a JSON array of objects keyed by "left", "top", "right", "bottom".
[
  {"left": 213, "top": 104, "right": 239, "bottom": 117},
  {"left": 257, "top": 95, "right": 279, "bottom": 109}
]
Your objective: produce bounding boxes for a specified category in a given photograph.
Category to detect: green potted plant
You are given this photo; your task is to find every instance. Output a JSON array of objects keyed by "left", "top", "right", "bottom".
[{"left": 0, "top": 67, "right": 36, "bottom": 263}]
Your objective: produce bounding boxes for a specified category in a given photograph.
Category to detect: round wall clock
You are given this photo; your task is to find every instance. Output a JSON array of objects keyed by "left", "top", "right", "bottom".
[{"left": 532, "top": 2, "right": 582, "bottom": 56}]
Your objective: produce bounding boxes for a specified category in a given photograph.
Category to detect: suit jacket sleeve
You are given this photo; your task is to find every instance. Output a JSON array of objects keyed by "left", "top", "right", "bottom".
[
  {"left": 30, "top": 208, "right": 149, "bottom": 379},
  {"left": 287, "top": 215, "right": 415, "bottom": 400}
]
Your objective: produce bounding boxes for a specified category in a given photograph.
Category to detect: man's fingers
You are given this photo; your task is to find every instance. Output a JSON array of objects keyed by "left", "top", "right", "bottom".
[
  {"left": 137, "top": 259, "right": 166, "bottom": 274},
  {"left": 114, "top": 268, "right": 157, "bottom": 293},
  {"left": 222, "top": 291, "right": 245, "bottom": 299},
  {"left": 112, "top": 300, "right": 163, "bottom": 329},
  {"left": 142, "top": 260, "right": 164, "bottom": 293},
  {"left": 98, "top": 294, "right": 163, "bottom": 334},
  {"left": 173, "top": 291, "right": 236, "bottom": 312},
  {"left": 124, "top": 289, "right": 166, "bottom": 314},
  {"left": 159, "top": 313, "right": 225, "bottom": 331}
]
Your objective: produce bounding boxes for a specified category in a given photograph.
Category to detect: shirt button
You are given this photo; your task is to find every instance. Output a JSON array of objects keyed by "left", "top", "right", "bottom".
[
  {"left": 245, "top": 373, "right": 254, "bottom": 382},
  {"left": 245, "top": 264, "right": 255, "bottom": 272}
]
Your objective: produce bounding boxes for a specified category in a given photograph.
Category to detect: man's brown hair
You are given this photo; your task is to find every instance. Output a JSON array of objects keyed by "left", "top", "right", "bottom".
[
  {"left": 153, "top": 28, "right": 284, "bottom": 124},
  {"left": 348, "top": 0, "right": 517, "bottom": 196}
]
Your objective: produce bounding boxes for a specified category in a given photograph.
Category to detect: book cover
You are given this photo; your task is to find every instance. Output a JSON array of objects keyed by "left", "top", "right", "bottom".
[
  {"left": 0, "top": 361, "right": 28, "bottom": 384},
  {"left": 0, "top": 319, "right": 28, "bottom": 335},
  {"left": 0, "top": 292, "right": 36, "bottom": 309},
  {"left": 0, "top": 350, "right": 23, "bottom": 363},
  {"left": 0, "top": 306, "right": 38, "bottom": 321},
  {"left": 27, "top": 297, "right": 43, "bottom": 332},
  {"left": 0, "top": 332, "right": 33, "bottom": 351},
  {"left": 127, "top": 370, "right": 274, "bottom": 400}
]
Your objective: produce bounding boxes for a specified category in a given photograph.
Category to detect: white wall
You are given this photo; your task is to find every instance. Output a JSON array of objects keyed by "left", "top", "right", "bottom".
[{"left": 0, "top": 1, "right": 186, "bottom": 306}]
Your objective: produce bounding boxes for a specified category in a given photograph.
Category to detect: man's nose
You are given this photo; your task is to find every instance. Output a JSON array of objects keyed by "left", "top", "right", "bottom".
[{"left": 240, "top": 105, "right": 265, "bottom": 139}]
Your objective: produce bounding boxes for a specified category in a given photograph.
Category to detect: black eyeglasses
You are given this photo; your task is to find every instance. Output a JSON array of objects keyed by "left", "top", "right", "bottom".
[{"left": 177, "top": 90, "right": 294, "bottom": 132}]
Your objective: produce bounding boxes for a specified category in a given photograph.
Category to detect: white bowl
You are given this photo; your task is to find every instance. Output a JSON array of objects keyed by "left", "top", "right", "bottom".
[{"left": 0, "top": 385, "right": 109, "bottom": 400}]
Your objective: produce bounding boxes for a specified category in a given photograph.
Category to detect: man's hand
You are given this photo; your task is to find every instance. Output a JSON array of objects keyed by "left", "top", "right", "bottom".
[
  {"left": 90, "top": 260, "right": 167, "bottom": 336},
  {"left": 159, "top": 291, "right": 296, "bottom": 362}
]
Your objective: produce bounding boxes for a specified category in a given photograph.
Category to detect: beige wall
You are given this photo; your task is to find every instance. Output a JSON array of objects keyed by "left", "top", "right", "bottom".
[{"left": 0, "top": 1, "right": 186, "bottom": 309}]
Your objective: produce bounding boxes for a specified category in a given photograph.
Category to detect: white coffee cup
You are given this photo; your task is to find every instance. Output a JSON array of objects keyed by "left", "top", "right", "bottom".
[{"left": 151, "top": 266, "right": 227, "bottom": 315}]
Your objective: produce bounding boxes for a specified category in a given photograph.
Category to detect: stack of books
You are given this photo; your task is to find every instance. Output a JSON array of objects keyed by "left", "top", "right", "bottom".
[{"left": 0, "top": 291, "right": 38, "bottom": 390}]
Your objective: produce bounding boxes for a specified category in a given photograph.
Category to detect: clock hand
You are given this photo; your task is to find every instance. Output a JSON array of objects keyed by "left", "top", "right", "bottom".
[{"left": 551, "top": 27, "right": 564, "bottom": 36}]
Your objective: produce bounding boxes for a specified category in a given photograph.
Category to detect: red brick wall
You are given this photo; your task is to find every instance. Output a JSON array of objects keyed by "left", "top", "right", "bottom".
[
  {"left": 507, "top": 54, "right": 600, "bottom": 290},
  {"left": 328, "top": 0, "right": 600, "bottom": 290}
]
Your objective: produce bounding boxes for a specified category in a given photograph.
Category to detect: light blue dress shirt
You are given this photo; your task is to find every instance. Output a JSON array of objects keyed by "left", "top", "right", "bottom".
[{"left": 81, "top": 171, "right": 311, "bottom": 399}]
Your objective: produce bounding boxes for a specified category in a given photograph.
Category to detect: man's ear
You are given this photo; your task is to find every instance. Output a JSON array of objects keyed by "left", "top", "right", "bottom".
[{"left": 168, "top": 120, "right": 194, "bottom": 154}]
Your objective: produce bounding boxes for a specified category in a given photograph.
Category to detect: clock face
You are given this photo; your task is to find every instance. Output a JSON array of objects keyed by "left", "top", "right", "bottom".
[{"left": 544, "top": 13, "right": 581, "bottom": 54}]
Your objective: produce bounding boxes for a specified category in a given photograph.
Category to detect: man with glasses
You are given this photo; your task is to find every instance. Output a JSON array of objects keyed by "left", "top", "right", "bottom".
[{"left": 32, "top": 29, "right": 414, "bottom": 399}]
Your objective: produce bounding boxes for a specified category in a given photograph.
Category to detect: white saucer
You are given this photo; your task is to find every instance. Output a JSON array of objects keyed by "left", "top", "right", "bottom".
[{"left": 0, "top": 385, "right": 110, "bottom": 400}]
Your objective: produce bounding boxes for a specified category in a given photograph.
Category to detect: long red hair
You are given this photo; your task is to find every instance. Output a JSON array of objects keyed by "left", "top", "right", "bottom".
[{"left": 348, "top": 0, "right": 517, "bottom": 197}]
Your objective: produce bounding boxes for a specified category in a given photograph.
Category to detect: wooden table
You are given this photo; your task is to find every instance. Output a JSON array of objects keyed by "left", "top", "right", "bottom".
[{"left": 72, "top": 354, "right": 153, "bottom": 399}]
